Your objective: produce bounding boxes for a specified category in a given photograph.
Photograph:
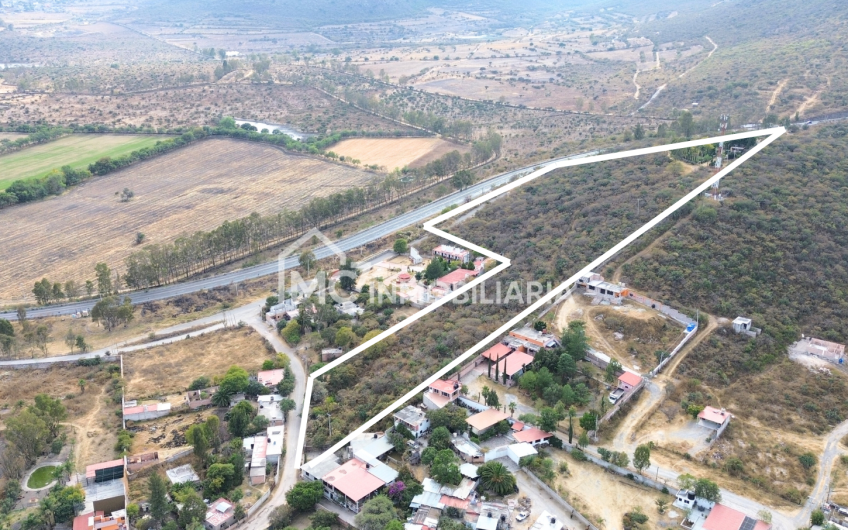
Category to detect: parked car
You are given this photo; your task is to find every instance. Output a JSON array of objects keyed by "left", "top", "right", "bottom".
[
  {"left": 516, "top": 512, "right": 529, "bottom": 522},
  {"left": 609, "top": 388, "right": 626, "bottom": 404}
]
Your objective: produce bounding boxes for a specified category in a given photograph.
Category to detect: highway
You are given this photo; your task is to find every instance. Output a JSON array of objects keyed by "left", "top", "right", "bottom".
[{"left": 0, "top": 150, "right": 597, "bottom": 321}]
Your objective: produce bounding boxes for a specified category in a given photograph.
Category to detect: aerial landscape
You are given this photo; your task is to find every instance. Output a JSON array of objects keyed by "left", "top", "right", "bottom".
[{"left": 1, "top": 1, "right": 847, "bottom": 530}]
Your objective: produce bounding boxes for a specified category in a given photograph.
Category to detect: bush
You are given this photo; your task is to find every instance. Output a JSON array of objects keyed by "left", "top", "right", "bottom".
[{"left": 570, "top": 449, "right": 588, "bottom": 461}]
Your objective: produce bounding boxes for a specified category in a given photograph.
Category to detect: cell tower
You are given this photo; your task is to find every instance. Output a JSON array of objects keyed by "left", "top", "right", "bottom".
[{"left": 709, "top": 114, "right": 729, "bottom": 201}]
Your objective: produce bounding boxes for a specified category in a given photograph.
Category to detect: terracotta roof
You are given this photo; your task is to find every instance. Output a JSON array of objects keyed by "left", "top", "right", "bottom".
[
  {"left": 482, "top": 343, "right": 512, "bottom": 361},
  {"left": 495, "top": 351, "right": 534, "bottom": 377},
  {"left": 617, "top": 371, "right": 642, "bottom": 387},
  {"left": 513, "top": 428, "right": 552, "bottom": 443},
  {"left": 323, "top": 458, "right": 386, "bottom": 502},
  {"left": 698, "top": 406, "right": 730, "bottom": 425},
  {"left": 703, "top": 504, "right": 770, "bottom": 530},
  {"left": 511, "top": 421, "right": 525, "bottom": 432},
  {"left": 440, "top": 495, "right": 470, "bottom": 511},
  {"left": 73, "top": 513, "right": 94, "bottom": 530},
  {"left": 437, "top": 269, "right": 475, "bottom": 285},
  {"left": 257, "top": 369, "right": 285, "bottom": 386},
  {"left": 429, "top": 380, "right": 459, "bottom": 394},
  {"left": 466, "top": 409, "right": 510, "bottom": 431}
]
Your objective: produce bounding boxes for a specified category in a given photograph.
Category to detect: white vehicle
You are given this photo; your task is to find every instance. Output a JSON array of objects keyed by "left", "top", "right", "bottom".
[
  {"left": 516, "top": 512, "right": 529, "bottom": 522},
  {"left": 609, "top": 388, "right": 626, "bottom": 404}
]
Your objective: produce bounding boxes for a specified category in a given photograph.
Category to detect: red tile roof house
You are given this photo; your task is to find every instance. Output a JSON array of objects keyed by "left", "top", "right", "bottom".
[
  {"left": 423, "top": 379, "right": 461, "bottom": 410},
  {"left": 257, "top": 369, "right": 285, "bottom": 387},
  {"left": 481, "top": 343, "right": 513, "bottom": 362},
  {"left": 322, "top": 457, "right": 394, "bottom": 513},
  {"left": 433, "top": 244, "right": 471, "bottom": 263},
  {"left": 435, "top": 268, "right": 477, "bottom": 291},
  {"left": 698, "top": 406, "right": 732, "bottom": 440},
  {"left": 616, "top": 371, "right": 643, "bottom": 392},
  {"left": 466, "top": 408, "right": 510, "bottom": 436},
  {"left": 493, "top": 351, "right": 535, "bottom": 386},
  {"left": 702, "top": 503, "right": 771, "bottom": 530},
  {"left": 511, "top": 427, "right": 553, "bottom": 447},
  {"left": 203, "top": 499, "right": 236, "bottom": 530}
]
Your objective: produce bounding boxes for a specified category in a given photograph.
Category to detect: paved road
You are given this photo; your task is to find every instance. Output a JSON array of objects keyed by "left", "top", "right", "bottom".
[{"left": 0, "top": 151, "right": 598, "bottom": 321}]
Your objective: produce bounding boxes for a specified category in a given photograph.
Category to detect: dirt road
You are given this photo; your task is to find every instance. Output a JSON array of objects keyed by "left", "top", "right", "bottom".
[{"left": 768, "top": 78, "right": 789, "bottom": 110}]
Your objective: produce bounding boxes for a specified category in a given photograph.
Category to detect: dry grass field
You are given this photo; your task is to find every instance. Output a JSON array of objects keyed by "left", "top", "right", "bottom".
[
  {"left": 0, "top": 132, "right": 27, "bottom": 141},
  {"left": 0, "top": 363, "right": 120, "bottom": 467},
  {"left": 0, "top": 138, "right": 377, "bottom": 304},
  {"left": 123, "top": 327, "right": 272, "bottom": 398},
  {"left": 330, "top": 137, "right": 467, "bottom": 171}
]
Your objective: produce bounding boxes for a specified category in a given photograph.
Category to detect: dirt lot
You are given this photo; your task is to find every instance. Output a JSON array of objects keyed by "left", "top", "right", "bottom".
[
  {"left": 555, "top": 294, "right": 684, "bottom": 371},
  {"left": 330, "top": 137, "right": 467, "bottom": 171},
  {"left": 0, "top": 138, "right": 378, "bottom": 304},
  {"left": 123, "top": 326, "right": 273, "bottom": 398},
  {"left": 553, "top": 448, "right": 674, "bottom": 529},
  {"left": 0, "top": 363, "right": 120, "bottom": 468}
]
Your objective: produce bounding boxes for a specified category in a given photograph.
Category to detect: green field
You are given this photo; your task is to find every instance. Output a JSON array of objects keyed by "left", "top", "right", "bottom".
[
  {"left": 0, "top": 134, "right": 167, "bottom": 190},
  {"left": 27, "top": 465, "right": 57, "bottom": 489}
]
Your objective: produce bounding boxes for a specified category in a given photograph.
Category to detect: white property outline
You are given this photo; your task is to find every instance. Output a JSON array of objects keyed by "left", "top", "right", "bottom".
[{"left": 295, "top": 126, "right": 786, "bottom": 470}]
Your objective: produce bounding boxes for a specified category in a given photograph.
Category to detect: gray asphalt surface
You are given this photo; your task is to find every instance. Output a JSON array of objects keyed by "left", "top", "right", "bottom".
[{"left": 1, "top": 151, "right": 597, "bottom": 321}]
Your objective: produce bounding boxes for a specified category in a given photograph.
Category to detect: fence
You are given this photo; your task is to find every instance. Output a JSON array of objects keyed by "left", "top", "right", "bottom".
[
  {"left": 649, "top": 323, "right": 698, "bottom": 377},
  {"left": 598, "top": 380, "right": 645, "bottom": 427},
  {"left": 627, "top": 292, "right": 696, "bottom": 327},
  {"left": 246, "top": 489, "right": 271, "bottom": 519},
  {"left": 566, "top": 442, "right": 678, "bottom": 495},
  {"left": 520, "top": 469, "right": 599, "bottom": 530}
]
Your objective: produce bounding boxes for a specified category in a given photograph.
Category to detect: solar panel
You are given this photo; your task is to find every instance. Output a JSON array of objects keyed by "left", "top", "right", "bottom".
[{"left": 740, "top": 516, "right": 757, "bottom": 530}]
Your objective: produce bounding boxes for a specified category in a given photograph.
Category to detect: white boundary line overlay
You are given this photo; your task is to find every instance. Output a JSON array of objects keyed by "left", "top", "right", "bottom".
[{"left": 295, "top": 126, "right": 786, "bottom": 470}]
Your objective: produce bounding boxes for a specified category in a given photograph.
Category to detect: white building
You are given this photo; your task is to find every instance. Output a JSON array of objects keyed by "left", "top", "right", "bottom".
[{"left": 393, "top": 405, "right": 430, "bottom": 438}]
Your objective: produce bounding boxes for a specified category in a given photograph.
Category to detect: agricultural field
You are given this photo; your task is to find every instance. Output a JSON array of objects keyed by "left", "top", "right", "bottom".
[
  {"left": 0, "top": 138, "right": 378, "bottom": 304},
  {"left": 123, "top": 327, "right": 272, "bottom": 399},
  {"left": 0, "top": 134, "right": 167, "bottom": 189},
  {"left": 330, "top": 137, "right": 468, "bottom": 171}
]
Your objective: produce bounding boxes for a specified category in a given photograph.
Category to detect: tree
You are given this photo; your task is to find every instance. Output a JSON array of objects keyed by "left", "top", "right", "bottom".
[
  {"left": 33, "top": 278, "right": 52, "bottom": 305},
  {"left": 85, "top": 280, "right": 95, "bottom": 297},
  {"left": 269, "top": 505, "right": 294, "bottom": 530},
  {"left": 677, "top": 473, "right": 696, "bottom": 491},
  {"left": 451, "top": 169, "right": 475, "bottom": 190},
  {"left": 757, "top": 510, "right": 772, "bottom": 524},
  {"left": 0, "top": 318, "right": 13, "bottom": 337},
  {"left": 430, "top": 450, "right": 461, "bottom": 485},
  {"left": 285, "top": 481, "right": 323, "bottom": 512},
  {"left": 426, "top": 404, "right": 467, "bottom": 432},
  {"left": 605, "top": 359, "right": 622, "bottom": 384},
  {"left": 205, "top": 463, "right": 235, "bottom": 498},
  {"left": 94, "top": 262, "right": 112, "bottom": 296},
  {"left": 177, "top": 490, "right": 207, "bottom": 529},
  {"left": 148, "top": 473, "right": 170, "bottom": 525},
  {"left": 219, "top": 366, "right": 250, "bottom": 396},
  {"left": 655, "top": 499, "right": 668, "bottom": 514},
  {"left": 811, "top": 509, "right": 825, "bottom": 526},
  {"left": 508, "top": 401, "right": 516, "bottom": 417},
  {"left": 678, "top": 111, "right": 695, "bottom": 138},
  {"left": 478, "top": 461, "right": 516, "bottom": 495},
  {"left": 393, "top": 239, "right": 408, "bottom": 254},
  {"left": 424, "top": 258, "right": 446, "bottom": 281},
  {"left": 562, "top": 321, "right": 588, "bottom": 360},
  {"left": 185, "top": 424, "right": 210, "bottom": 460},
  {"left": 299, "top": 250, "right": 316, "bottom": 275},
  {"left": 579, "top": 412, "right": 596, "bottom": 432},
  {"left": 33, "top": 394, "right": 67, "bottom": 439},
  {"left": 311, "top": 511, "right": 339, "bottom": 529},
  {"left": 126, "top": 504, "right": 140, "bottom": 523},
  {"left": 91, "top": 296, "right": 134, "bottom": 331},
  {"left": 280, "top": 398, "right": 296, "bottom": 419},
  {"left": 228, "top": 401, "right": 254, "bottom": 438},
  {"left": 211, "top": 389, "right": 231, "bottom": 407},
  {"left": 233, "top": 504, "right": 245, "bottom": 522},
  {"left": 335, "top": 326, "right": 357, "bottom": 348},
  {"left": 5, "top": 409, "right": 48, "bottom": 465},
  {"left": 634, "top": 123, "right": 645, "bottom": 140},
  {"left": 633, "top": 444, "right": 651, "bottom": 475},
  {"left": 567, "top": 405, "right": 576, "bottom": 444},
  {"left": 429, "top": 426, "right": 452, "bottom": 451},
  {"left": 799, "top": 452, "right": 817, "bottom": 469},
  {"left": 75, "top": 336, "right": 88, "bottom": 353},
  {"left": 354, "top": 496, "right": 398, "bottom": 530},
  {"left": 539, "top": 407, "right": 559, "bottom": 433},
  {"left": 577, "top": 431, "right": 589, "bottom": 449},
  {"left": 64, "top": 280, "right": 78, "bottom": 300},
  {"left": 693, "top": 478, "right": 721, "bottom": 503}
]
